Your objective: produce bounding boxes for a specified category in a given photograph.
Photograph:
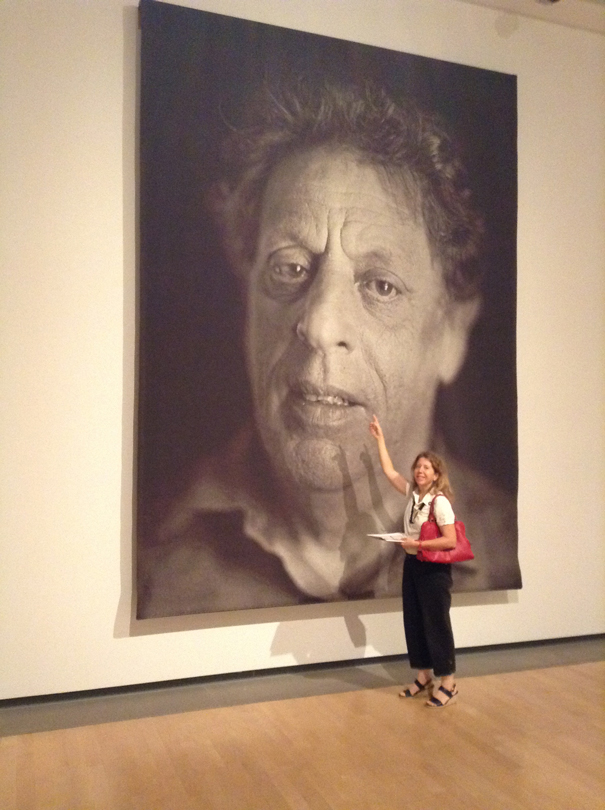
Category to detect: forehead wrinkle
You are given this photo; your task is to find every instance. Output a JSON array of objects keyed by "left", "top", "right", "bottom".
[
  {"left": 279, "top": 165, "right": 415, "bottom": 216},
  {"left": 260, "top": 155, "right": 429, "bottom": 268},
  {"left": 358, "top": 247, "right": 395, "bottom": 265},
  {"left": 260, "top": 199, "right": 325, "bottom": 253},
  {"left": 325, "top": 199, "right": 420, "bottom": 263},
  {"left": 339, "top": 213, "right": 431, "bottom": 271},
  {"left": 298, "top": 182, "right": 416, "bottom": 227}
]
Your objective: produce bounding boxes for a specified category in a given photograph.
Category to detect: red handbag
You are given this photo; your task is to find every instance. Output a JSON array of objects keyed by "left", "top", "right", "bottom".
[{"left": 416, "top": 495, "right": 474, "bottom": 563}]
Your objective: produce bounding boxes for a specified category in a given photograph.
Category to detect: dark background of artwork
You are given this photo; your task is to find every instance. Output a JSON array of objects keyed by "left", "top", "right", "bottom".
[{"left": 137, "top": 0, "right": 517, "bottom": 535}]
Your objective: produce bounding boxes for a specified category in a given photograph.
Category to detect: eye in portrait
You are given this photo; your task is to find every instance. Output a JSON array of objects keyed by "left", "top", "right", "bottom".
[{"left": 136, "top": 0, "right": 521, "bottom": 619}]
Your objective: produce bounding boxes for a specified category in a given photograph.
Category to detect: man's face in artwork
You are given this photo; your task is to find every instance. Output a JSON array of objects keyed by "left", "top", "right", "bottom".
[{"left": 245, "top": 146, "right": 474, "bottom": 491}]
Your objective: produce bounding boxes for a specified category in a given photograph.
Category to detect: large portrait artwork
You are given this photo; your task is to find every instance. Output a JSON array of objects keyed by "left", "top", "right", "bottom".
[{"left": 136, "top": 0, "right": 521, "bottom": 619}]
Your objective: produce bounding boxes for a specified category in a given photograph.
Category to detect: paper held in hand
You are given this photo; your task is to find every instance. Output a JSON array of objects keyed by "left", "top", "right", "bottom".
[{"left": 367, "top": 533, "right": 405, "bottom": 543}]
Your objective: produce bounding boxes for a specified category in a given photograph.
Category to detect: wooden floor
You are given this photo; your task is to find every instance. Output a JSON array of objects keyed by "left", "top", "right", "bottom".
[{"left": 1, "top": 658, "right": 603, "bottom": 810}]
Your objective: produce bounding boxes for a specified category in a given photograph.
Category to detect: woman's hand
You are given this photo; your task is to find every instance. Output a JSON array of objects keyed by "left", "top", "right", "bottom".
[
  {"left": 369, "top": 414, "right": 384, "bottom": 441},
  {"left": 399, "top": 536, "right": 420, "bottom": 551}
]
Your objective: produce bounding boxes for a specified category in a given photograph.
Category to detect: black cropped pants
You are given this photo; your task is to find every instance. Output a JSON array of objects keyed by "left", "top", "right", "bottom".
[{"left": 402, "top": 554, "right": 456, "bottom": 677}]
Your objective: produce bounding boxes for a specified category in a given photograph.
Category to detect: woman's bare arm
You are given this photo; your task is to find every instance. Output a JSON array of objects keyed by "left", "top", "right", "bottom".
[
  {"left": 417, "top": 522, "right": 457, "bottom": 551},
  {"left": 369, "top": 415, "right": 409, "bottom": 496}
]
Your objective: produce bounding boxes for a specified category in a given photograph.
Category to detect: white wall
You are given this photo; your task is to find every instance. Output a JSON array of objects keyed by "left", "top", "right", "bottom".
[{"left": 1, "top": 0, "right": 603, "bottom": 700}]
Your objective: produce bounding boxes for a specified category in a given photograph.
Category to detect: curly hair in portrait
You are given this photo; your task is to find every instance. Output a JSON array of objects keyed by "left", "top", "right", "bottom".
[{"left": 209, "top": 78, "right": 484, "bottom": 302}]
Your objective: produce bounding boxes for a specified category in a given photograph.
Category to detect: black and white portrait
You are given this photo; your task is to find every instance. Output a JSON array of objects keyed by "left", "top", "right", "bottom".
[{"left": 136, "top": 0, "right": 521, "bottom": 619}]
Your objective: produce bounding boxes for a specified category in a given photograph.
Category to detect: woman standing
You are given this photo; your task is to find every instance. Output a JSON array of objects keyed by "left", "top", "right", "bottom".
[{"left": 369, "top": 415, "right": 459, "bottom": 707}]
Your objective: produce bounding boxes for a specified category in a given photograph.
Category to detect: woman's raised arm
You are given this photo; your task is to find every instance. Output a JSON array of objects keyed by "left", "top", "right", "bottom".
[{"left": 369, "top": 415, "right": 409, "bottom": 496}]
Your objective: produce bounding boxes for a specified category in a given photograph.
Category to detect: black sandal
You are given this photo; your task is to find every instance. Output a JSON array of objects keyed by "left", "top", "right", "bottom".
[
  {"left": 426, "top": 684, "right": 458, "bottom": 707},
  {"left": 398, "top": 678, "right": 433, "bottom": 698}
]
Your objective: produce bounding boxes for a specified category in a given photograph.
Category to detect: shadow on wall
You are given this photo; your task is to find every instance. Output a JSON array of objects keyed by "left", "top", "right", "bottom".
[{"left": 120, "top": 590, "right": 514, "bottom": 647}]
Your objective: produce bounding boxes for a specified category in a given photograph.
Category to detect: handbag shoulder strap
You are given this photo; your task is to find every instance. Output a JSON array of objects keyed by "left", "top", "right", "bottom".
[{"left": 427, "top": 492, "right": 447, "bottom": 522}]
